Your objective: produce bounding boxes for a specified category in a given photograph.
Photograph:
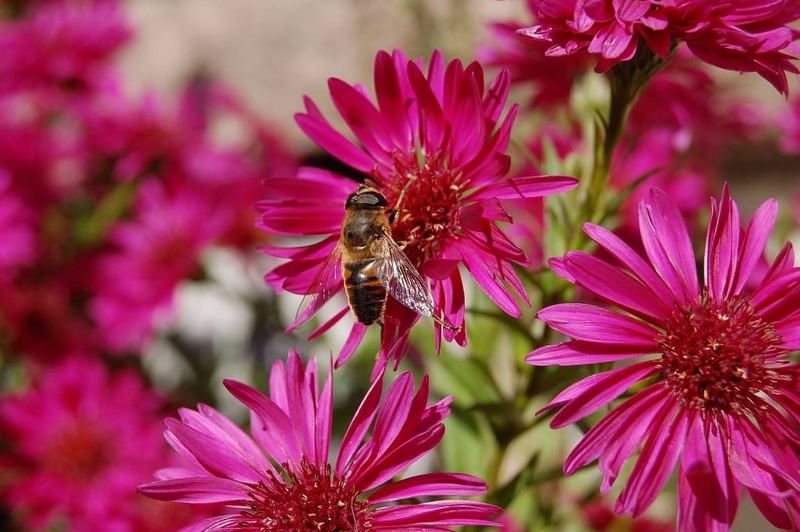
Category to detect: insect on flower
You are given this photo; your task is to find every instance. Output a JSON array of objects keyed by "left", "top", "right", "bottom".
[{"left": 295, "top": 183, "right": 458, "bottom": 332}]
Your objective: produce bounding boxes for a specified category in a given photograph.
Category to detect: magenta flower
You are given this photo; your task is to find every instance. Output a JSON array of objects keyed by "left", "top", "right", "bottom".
[
  {"left": 521, "top": 0, "right": 799, "bottom": 93},
  {"left": 0, "top": 357, "right": 176, "bottom": 530},
  {"left": 260, "top": 49, "right": 576, "bottom": 370},
  {"left": 0, "top": 170, "right": 36, "bottom": 275},
  {"left": 0, "top": 0, "right": 131, "bottom": 94},
  {"left": 478, "top": 1, "right": 592, "bottom": 110},
  {"left": 778, "top": 96, "right": 800, "bottom": 154},
  {"left": 528, "top": 186, "right": 800, "bottom": 529},
  {"left": 91, "top": 180, "right": 227, "bottom": 352},
  {"left": 140, "top": 350, "right": 500, "bottom": 530}
]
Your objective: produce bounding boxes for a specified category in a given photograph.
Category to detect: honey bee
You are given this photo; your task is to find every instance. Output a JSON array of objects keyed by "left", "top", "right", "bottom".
[{"left": 295, "top": 184, "right": 454, "bottom": 330}]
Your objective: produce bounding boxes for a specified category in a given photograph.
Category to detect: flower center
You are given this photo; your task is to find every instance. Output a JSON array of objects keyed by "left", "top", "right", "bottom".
[
  {"left": 44, "top": 422, "right": 114, "bottom": 483},
  {"left": 237, "top": 459, "right": 372, "bottom": 531},
  {"left": 656, "top": 295, "right": 787, "bottom": 415},
  {"left": 379, "top": 150, "right": 462, "bottom": 266}
]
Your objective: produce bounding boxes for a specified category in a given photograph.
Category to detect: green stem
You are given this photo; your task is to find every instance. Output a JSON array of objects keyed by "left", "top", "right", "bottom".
[{"left": 569, "top": 46, "right": 673, "bottom": 252}]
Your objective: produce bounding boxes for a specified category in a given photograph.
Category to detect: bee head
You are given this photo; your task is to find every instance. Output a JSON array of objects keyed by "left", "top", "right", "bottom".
[{"left": 345, "top": 186, "right": 388, "bottom": 210}]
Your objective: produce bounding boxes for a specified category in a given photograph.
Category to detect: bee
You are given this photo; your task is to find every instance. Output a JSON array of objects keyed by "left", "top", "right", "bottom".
[{"left": 295, "top": 184, "right": 454, "bottom": 331}]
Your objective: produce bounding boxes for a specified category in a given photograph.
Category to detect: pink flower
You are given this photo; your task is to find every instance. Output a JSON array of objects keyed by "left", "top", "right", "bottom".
[
  {"left": 478, "top": 1, "right": 593, "bottom": 109},
  {"left": 260, "top": 49, "right": 576, "bottom": 370},
  {"left": 611, "top": 128, "right": 711, "bottom": 232},
  {"left": 778, "top": 96, "right": 800, "bottom": 154},
  {"left": 0, "top": 169, "right": 36, "bottom": 274},
  {"left": 0, "top": 357, "right": 179, "bottom": 531},
  {"left": 582, "top": 498, "right": 674, "bottom": 532},
  {"left": 521, "top": 0, "right": 799, "bottom": 93},
  {"left": 0, "top": 0, "right": 131, "bottom": 94},
  {"left": 527, "top": 186, "right": 800, "bottom": 529},
  {"left": 140, "top": 350, "right": 501, "bottom": 530},
  {"left": 91, "top": 180, "right": 227, "bottom": 352}
]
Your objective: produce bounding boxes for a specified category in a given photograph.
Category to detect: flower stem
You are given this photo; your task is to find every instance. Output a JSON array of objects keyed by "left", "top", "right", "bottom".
[{"left": 571, "top": 46, "right": 672, "bottom": 250}]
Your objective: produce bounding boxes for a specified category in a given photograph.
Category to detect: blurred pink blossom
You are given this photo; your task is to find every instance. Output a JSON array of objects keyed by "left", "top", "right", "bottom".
[
  {"left": 0, "top": 357, "right": 200, "bottom": 531},
  {"left": 0, "top": 0, "right": 130, "bottom": 94}
]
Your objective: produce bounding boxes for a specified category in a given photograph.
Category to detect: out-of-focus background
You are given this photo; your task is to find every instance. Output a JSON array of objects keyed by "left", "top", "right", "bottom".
[{"left": 1, "top": 1, "right": 797, "bottom": 530}]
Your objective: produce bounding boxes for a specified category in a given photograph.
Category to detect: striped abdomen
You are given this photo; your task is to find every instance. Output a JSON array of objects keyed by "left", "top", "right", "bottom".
[{"left": 343, "top": 258, "right": 386, "bottom": 325}]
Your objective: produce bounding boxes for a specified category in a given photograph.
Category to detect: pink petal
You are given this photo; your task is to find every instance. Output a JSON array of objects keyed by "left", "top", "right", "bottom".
[
  {"left": 354, "top": 424, "right": 445, "bottom": 492},
  {"left": 368, "top": 473, "right": 487, "bottom": 504},
  {"left": 638, "top": 188, "right": 700, "bottom": 306},
  {"left": 538, "top": 303, "right": 659, "bottom": 346},
  {"left": 371, "top": 500, "right": 501, "bottom": 527},
  {"left": 453, "top": 239, "right": 521, "bottom": 317},
  {"left": 370, "top": 372, "right": 416, "bottom": 457},
  {"left": 466, "top": 174, "right": 577, "bottom": 202},
  {"left": 526, "top": 340, "right": 650, "bottom": 366},
  {"left": 222, "top": 379, "right": 302, "bottom": 465},
  {"left": 704, "top": 185, "right": 741, "bottom": 302},
  {"left": 328, "top": 78, "right": 394, "bottom": 167},
  {"left": 138, "top": 477, "right": 247, "bottom": 504},
  {"left": 583, "top": 222, "right": 674, "bottom": 308},
  {"left": 165, "top": 419, "right": 262, "bottom": 484},
  {"left": 315, "top": 360, "right": 333, "bottom": 467},
  {"left": 562, "top": 251, "right": 671, "bottom": 321},
  {"left": 295, "top": 97, "right": 375, "bottom": 173},
  {"left": 732, "top": 198, "right": 778, "bottom": 295},
  {"left": 550, "top": 361, "right": 659, "bottom": 428},
  {"left": 616, "top": 402, "right": 690, "bottom": 516},
  {"left": 564, "top": 384, "right": 667, "bottom": 477},
  {"left": 334, "top": 321, "right": 368, "bottom": 368},
  {"left": 374, "top": 50, "right": 412, "bottom": 149},
  {"left": 678, "top": 418, "right": 738, "bottom": 530},
  {"left": 336, "top": 372, "right": 384, "bottom": 475}
]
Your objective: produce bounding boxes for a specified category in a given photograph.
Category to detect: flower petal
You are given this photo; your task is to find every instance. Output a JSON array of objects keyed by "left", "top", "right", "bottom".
[
  {"left": 367, "top": 473, "right": 487, "bottom": 504},
  {"left": 137, "top": 477, "right": 247, "bottom": 504},
  {"left": 526, "top": 340, "right": 650, "bottom": 366},
  {"left": 638, "top": 188, "right": 699, "bottom": 305},
  {"left": 538, "top": 303, "right": 659, "bottom": 347},
  {"left": 616, "top": 402, "right": 690, "bottom": 516},
  {"left": 550, "top": 361, "right": 659, "bottom": 428}
]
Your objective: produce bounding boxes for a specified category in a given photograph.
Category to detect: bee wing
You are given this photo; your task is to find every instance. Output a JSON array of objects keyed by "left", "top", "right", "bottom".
[
  {"left": 293, "top": 244, "right": 344, "bottom": 330},
  {"left": 373, "top": 235, "right": 434, "bottom": 317}
]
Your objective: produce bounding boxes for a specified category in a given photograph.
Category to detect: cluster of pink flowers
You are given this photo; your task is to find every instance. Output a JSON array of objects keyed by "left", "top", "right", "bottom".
[
  {"left": 484, "top": 2, "right": 770, "bottom": 238},
  {"left": 0, "top": 357, "right": 204, "bottom": 531},
  {"left": 0, "top": 1, "right": 295, "bottom": 360},
  {"left": 520, "top": 0, "right": 800, "bottom": 94},
  {"left": 2, "top": 1, "right": 799, "bottom": 531},
  {"left": 0, "top": 1, "right": 293, "bottom": 530}
]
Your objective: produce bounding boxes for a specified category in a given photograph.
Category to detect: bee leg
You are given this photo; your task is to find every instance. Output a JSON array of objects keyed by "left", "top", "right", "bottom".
[
  {"left": 432, "top": 314, "right": 461, "bottom": 333},
  {"left": 389, "top": 175, "right": 417, "bottom": 225}
]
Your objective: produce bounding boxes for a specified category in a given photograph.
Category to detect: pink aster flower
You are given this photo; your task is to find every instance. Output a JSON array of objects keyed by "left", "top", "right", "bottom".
[
  {"left": 521, "top": 1, "right": 800, "bottom": 93},
  {"left": 527, "top": 185, "right": 800, "bottom": 529},
  {"left": 140, "top": 350, "right": 501, "bottom": 530},
  {"left": 0, "top": 0, "right": 131, "bottom": 94},
  {"left": 0, "top": 357, "right": 176, "bottom": 530},
  {"left": 91, "top": 180, "right": 227, "bottom": 352},
  {"left": 478, "top": 0, "right": 592, "bottom": 109},
  {"left": 778, "top": 96, "right": 800, "bottom": 154},
  {"left": 0, "top": 169, "right": 36, "bottom": 275},
  {"left": 260, "top": 49, "right": 576, "bottom": 370}
]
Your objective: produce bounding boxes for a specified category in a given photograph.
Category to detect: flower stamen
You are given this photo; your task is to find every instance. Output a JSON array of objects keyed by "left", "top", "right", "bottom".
[{"left": 656, "top": 294, "right": 788, "bottom": 415}]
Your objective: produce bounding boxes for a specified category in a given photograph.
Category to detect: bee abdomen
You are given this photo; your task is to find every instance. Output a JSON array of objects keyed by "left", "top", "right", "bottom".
[{"left": 344, "top": 259, "right": 386, "bottom": 326}]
